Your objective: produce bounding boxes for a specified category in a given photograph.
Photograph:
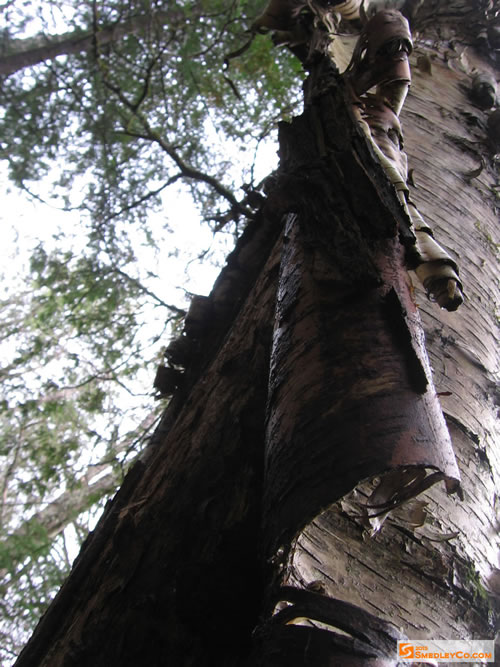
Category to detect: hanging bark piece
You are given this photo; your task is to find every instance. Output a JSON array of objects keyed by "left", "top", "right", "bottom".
[
  {"left": 249, "top": 0, "right": 363, "bottom": 59},
  {"left": 263, "top": 208, "right": 461, "bottom": 556},
  {"left": 251, "top": 586, "right": 404, "bottom": 665},
  {"left": 331, "top": 0, "right": 362, "bottom": 22},
  {"left": 270, "top": 587, "right": 405, "bottom": 653},
  {"left": 153, "top": 364, "right": 181, "bottom": 397},
  {"left": 164, "top": 335, "right": 193, "bottom": 367},
  {"left": 471, "top": 71, "right": 497, "bottom": 109},
  {"left": 347, "top": 9, "right": 464, "bottom": 311},
  {"left": 252, "top": 0, "right": 362, "bottom": 34},
  {"left": 252, "top": 624, "right": 397, "bottom": 666}
]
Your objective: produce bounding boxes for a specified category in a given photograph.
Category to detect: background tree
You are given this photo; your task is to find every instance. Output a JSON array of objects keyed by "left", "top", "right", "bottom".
[
  {"left": 0, "top": 0, "right": 302, "bottom": 660},
  {"left": 1, "top": 0, "right": 499, "bottom": 664}
]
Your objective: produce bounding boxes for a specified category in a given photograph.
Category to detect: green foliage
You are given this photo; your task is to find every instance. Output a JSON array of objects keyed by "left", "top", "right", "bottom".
[
  {"left": 0, "top": 0, "right": 304, "bottom": 661},
  {"left": 0, "top": 0, "right": 302, "bottom": 228}
]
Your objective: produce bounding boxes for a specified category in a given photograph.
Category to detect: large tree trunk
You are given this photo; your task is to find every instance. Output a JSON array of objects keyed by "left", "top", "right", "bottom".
[{"left": 14, "top": 2, "right": 499, "bottom": 665}]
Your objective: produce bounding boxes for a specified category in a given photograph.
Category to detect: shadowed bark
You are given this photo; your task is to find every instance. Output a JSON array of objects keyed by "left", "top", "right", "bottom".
[{"left": 263, "top": 69, "right": 461, "bottom": 559}]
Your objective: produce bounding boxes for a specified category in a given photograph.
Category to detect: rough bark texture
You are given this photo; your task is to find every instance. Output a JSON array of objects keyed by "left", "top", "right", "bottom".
[
  {"left": 282, "top": 7, "right": 499, "bottom": 653},
  {"left": 14, "top": 1, "right": 499, "bottom": 665}
]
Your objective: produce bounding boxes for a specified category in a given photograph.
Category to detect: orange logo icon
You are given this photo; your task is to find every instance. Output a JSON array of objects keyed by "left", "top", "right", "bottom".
[{"left": 398, "top": 643, "right": 415, "bottom": 658}]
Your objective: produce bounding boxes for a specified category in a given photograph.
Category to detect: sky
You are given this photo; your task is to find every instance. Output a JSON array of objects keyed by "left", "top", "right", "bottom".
[{"left": 0, "top": 167, "right": 220, "bottom": 298}]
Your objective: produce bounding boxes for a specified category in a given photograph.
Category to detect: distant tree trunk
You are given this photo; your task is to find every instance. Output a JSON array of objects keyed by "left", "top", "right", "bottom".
[
  {"left": 1, "top": 411, "right": 157, "bottom": 577},
  {"left": 14, "top": 2, "right": 499, "bottom": 666},
  {"left": 0, "top": 11, "right": 174, "bottom": 76}
]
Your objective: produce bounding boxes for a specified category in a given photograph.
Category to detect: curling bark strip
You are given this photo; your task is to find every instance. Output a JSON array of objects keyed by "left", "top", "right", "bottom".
[
  {"left": 347, "top": 9, "right": 463, "bottom": 311},
  {"left": 252, "top": 585, "right": 405, "bottom": 664},
  {"left": 264, "top": 208, "right": 461, "bottom": 557},
  {"left": 262, "top": 6, "right": 462, "bottom": 563}
]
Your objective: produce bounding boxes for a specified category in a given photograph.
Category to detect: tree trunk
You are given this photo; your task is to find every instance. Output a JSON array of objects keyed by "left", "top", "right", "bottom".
[
  {"left": 14, "top": 204, "right": 285, "bottom": 667},
  {"left": 276, "top": 6, "right": 499, "bottom": 651},
  {"left": 0, "top": 11, "right": 175, "bottom": 76},
  {"left": 14, "top": 2, "right": 499, "bottom": 665}
]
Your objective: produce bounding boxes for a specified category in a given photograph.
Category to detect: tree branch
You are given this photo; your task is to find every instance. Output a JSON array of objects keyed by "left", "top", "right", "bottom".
[
  {"left": 101, "top": 77, "right": 253, "bottom": 218},
  {"left": 106, "top": 266, "right": 187, "bottom": 315}
]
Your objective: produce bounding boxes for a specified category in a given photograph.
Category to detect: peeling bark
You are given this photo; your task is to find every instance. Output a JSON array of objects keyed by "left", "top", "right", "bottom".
[
  {"left": 250, "top": 586, "right": 404, "bottom": 666},
  {"left": 263, "top": 56, "right": 461, "bottom": 562},
  {"left": 279, "top": 3, "right": 499, "bottom": 653},
  {"left": 263, "top": 210, "right": 460, "bottom": 555}
]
